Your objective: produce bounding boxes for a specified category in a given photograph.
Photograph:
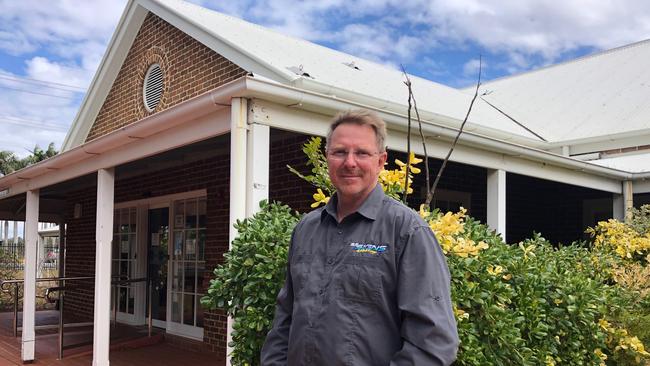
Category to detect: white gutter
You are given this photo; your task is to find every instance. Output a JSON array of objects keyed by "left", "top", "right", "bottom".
[
  {"left": 1, "top": 75, "right": 648, "bottom": 199},
  {"left": 293, "top": 77, "right": 549, "bottom": 148},
  {"left": 241, "top": 77, "right": 650, "bottom": 180},
  {"left": 0, "top": 78, "right": 247, "bottom": 195}
]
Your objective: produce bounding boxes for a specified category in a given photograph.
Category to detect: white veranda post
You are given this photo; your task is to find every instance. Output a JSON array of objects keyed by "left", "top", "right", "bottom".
[{"left": 92, "top": 168, "right": 115, "bottom": 366}]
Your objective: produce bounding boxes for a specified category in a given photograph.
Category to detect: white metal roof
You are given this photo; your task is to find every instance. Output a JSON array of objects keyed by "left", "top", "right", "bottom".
[
  {"left": 590, "top": 152, "right": 650, "bottom": 174},
  {"left": 145, "top": 0, "right": 544, "bottom": 144},
  {"left": 468, "top": 40, "right": 650, "bottom": 144}
]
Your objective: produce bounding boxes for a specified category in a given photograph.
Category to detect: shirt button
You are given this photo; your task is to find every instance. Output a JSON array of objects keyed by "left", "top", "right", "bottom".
[
  {"left": 327, "top": 258, "right": 334, "bottom": 265},
  {"left": 337, "top": 230, "right": 342, "bottom": 235},
  {"left": 319, "top": 289, "right": 324, "bottom": 295}
]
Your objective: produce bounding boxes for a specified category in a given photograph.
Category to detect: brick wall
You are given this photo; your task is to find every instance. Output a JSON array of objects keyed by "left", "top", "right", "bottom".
[
  {"left": 269, "top": 130, "right": 319, "bottom": 213},
  {"left": 86, "top": 12, "right": 247, "bottom": 141},
  {"left": 63, "top": 180, "right": 98, "bottom": 319},
  {"left": 268, "top": 130, "right": 489, "bottom": 221},
  {"left": 61, "top": 131, "right": 322, "bottom": 355},
  {"left": 63, "top": 153, "right": 231, "bottom": 356}
]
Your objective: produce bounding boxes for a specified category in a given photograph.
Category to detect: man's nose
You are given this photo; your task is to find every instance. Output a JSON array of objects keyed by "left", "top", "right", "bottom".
[{"left": 342, "top": 152, "right": 357, "bottom": 167}]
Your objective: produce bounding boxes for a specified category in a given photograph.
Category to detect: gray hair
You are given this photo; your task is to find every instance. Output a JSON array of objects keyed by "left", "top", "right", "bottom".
[{"left": 326, "top": 109, "right": 387, "bottom": 152}]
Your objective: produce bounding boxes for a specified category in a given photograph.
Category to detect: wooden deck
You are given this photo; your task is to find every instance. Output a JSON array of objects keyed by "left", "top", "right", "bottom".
[{"left": 0, "top": 311, "right": 224, "bottom": 366}]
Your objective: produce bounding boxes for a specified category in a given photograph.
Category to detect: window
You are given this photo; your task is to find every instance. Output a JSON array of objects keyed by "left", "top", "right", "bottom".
[
  {"left": 170, "top": 197, "right": 207, "bottom": 328},
  {"left": 112, "top": 207, "right": 137, "bottom": 314}
]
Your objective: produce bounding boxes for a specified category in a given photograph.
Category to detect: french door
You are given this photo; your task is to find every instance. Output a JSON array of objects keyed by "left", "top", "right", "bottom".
[{"left": 112, "top": 191, "right": 206, "bottom": 339}]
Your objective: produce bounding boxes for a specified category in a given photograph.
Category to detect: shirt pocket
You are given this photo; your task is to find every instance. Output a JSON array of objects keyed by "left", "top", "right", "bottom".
[
  {"left": 338, "top": 256, "right": 382, "bottom": 304},
  {"left": 291, "top": 254, "right": 313, "bottom": 297}
]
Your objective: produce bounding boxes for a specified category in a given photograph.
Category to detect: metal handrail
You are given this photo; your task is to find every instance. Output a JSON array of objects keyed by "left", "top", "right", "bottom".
[
  {"left": 1, "top": 276, "right": 95, "bottom": 339},
  {"left": 0, "top": 276, "right": 94, "bottom": 293},
  {"left": 2, "top": 275, "right": 152, "bottom": 360}
]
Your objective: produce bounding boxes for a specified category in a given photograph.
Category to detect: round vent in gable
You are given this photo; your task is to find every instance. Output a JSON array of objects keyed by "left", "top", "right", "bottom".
[{"left": 143, "top": 63, "right": 164, "bottom": 112}]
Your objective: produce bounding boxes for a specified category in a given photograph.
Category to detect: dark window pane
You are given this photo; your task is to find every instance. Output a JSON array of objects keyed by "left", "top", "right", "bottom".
[
  {"left": 172, "top": 293, "right": 181, "bottom": 323},
  {"left": 198, "top": 198, "right": 207, "bottom": 228},
  {"left": 185, "top": 230, "right": 196, "bottom": 260},
  {"left": 119, "top": 287, "right": 127, "bottom": 312},
  {"left": 198, "top": 230, "right": 205, "bottom": 261},
  {"left": 183, "top": 294, "right": 194, "bottom": 325},
  {"left": 185, "top": 200, "right": 197, "bottom": 229},
  {"left": 184, "top": 262, "right": 196, "bottom": 293},
  {"left": 196, "top": 296, "right": 204, "bottom": 328}
]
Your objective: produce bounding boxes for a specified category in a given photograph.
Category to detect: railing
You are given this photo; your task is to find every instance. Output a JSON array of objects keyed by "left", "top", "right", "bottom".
[{"left": 1, "top": 275, "right": 151, "bottom": 360}]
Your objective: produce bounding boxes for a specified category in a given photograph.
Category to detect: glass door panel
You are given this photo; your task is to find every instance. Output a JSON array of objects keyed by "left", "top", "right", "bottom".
[
  {"left": 112, "top": 207, "right": 137, "bottom": 316},
  {"left": 170, "top": 197, "right": 207, "bottom": 331},
  {"left": 148, "top": 207, "right": 169, "bottom": 323}
]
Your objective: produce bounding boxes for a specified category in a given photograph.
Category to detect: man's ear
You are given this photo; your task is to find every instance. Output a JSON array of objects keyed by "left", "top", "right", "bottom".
[{"left": 378, "top": 151, "right": 388, "bottom": 169}]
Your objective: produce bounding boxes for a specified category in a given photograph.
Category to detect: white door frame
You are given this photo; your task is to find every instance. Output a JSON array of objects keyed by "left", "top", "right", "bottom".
[{"left": 114, "top": 189, "right": 206, "bottom": 340}]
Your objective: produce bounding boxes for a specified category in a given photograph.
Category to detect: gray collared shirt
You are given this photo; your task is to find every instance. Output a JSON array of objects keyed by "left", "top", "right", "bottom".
[{"left": 261, "top": 185, "right": 459, "bottom": 365}]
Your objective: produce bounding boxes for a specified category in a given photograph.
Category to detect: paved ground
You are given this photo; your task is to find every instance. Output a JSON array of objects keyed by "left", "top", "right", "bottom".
[{"left": 0, "top": 311, "right": 224, "bottom": 366}]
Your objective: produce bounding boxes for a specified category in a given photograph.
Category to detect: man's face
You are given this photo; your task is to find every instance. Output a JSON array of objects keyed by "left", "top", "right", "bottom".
[{"left": 327, "top": 123, "right": 387, "bottom": 203}]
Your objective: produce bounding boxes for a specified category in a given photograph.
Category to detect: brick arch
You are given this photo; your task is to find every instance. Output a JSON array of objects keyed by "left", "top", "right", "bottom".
[
  {"left": 137, "top": 46, "right": 170, "bottom": 118},
  {"left": 86, "top": 13, "right": 247, "bottom": 142}
]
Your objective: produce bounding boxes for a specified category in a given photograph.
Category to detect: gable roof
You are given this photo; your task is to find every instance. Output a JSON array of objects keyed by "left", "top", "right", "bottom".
[
  {"left": 471, "top": 39, "right": 650, "bottom": 145},
  {"left": 62, "top": 0, "right": 546, "bottom": 151}
]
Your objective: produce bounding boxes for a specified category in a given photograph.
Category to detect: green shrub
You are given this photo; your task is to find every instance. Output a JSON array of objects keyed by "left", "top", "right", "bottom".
[
  {"left": 627, "top": 204, "right": 650, "bottom": 236},
  {"left": 0, "top": 249, "right": 17, "bottom": 311},
  {"left": 203, "top": 138, "right": 650, "bottom": 365},
  {"left": 201, "top": 201, "right": 300, "bottom": 366},
  {"left": 426, "top": 209, "right": 617, "bottom": 365}
]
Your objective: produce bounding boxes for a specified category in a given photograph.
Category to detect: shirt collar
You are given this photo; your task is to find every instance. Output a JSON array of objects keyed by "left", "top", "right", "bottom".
[{"left": 322, "top": 184, "right": 384, "bottom": 221}]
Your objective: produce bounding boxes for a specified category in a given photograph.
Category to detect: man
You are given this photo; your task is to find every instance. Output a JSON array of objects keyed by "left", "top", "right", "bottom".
[{"left": 261, "top": 110, "right": 459, "bottom": 365}]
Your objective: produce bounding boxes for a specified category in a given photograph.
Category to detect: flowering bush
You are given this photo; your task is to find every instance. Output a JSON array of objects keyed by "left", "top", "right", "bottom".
[
  {"left": 205, "top": 138, "right": 650, "bottom": 365},
  {"left": 586, "top": 219, "right": 650, "bottom": 261},
  {"left": 288, "top": 136, "right": 424, "bottom": 204},
  {"left": 586, "top": 213, "right": 650, "bottom": 365}
]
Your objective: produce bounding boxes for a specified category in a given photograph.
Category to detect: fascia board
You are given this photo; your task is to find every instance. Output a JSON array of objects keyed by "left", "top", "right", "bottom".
[
  {"left": 546, "top": 131, "right": 650, "bottom": 156},
  {"left": 141, "top": 0, "right": 296, "bottom": 84},
  {"left": 293, "top": 77, "right": 549, "bottom": 149},
  {"left": 62, "top": 1, "right": 148, "bottom": 151}
]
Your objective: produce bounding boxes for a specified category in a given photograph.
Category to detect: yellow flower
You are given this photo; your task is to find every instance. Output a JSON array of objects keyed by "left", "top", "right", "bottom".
[
  {"left": 451, "top": 238, "right": 489, "bottom": 258},
  {"left": 311, "top": 188, "right": 330, "bottom": 208},
  {"left": 502, "top": 273, "right": 512, "bottom": 281},
  {"left": 594, "top": 348, "right": 607, "bottom": 362},
  {"left": 545, "top": 355, "right": 556, "bottom": 366},
  {"left": 519, "top": 243, "right": 537, "bottom": 259},
  {"left": 598, "top": 318, "right": 610, "bottom": 332},
  {"left": 395, "top": 152, "right": 423, "bottom": 168},
  {"left": 553, "top": 298, "right": 563, "bottom": 305},
  {"left": 487, "top": 265, "right": 504, "bottom": 276},
  {"left": 453, "top": 306, "right": 470, "bottom": 321}
]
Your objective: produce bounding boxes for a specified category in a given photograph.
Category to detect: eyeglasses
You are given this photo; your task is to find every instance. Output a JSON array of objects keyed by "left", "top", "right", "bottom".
[{"left": 327, "top": 148, "right": 380, "bottom": 161}]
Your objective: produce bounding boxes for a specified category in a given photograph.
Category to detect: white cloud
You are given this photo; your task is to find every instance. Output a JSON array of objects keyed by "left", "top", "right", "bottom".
[
  {"left": 422, "top": 0, "right": 650, "bottom": 65},
  {"left": 462, "top": 58, "right": 485, "bottom": 77},
  {"left": 0, "top": 0, "right": 124, "bottom": 153},
  {"left": 25, "top": 57, "right": 90, "bottom": 90},
  {"left": 1, "top": 0, "right": 650, "bottom": 155},
  {"left": 198, "top": 0, "right": 650, "bottom": 75}
]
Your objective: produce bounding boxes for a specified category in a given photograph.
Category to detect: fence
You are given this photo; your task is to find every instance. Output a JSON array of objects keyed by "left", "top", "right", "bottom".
[
  {"left": 0, "top": 240, "right": 59, "bottom": 274},
  {"left": 0, "top": 241, "right": 25, "bottom": 271}
]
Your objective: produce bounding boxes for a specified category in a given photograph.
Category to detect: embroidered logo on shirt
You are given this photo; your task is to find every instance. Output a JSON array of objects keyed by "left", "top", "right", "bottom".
[{"left": 349, "top": 242, "right": 388, "bottom": 255}]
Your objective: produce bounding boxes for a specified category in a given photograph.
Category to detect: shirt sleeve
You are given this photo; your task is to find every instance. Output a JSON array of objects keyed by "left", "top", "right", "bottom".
[
  {"left": 260, "top": 229, "right": 297, "bottom": 366},
  {"left": 390, "top": 225, "right": 459, "bottom": 366}
]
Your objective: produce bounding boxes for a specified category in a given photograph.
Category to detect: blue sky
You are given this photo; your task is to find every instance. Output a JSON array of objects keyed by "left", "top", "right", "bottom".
[{"left": 1, "top": 0, "right": 650, "bottom": 156}]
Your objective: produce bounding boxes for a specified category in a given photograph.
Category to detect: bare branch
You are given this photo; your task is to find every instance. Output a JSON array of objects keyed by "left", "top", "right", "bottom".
[
  {"left": 401, "top": 65, "right": 412, "bottom": 204},
  {"left": 425, "top": 56, "right": 482, "bottom": 207},
  {"left": 402, "top": 70, "right": 430, "bottom": 209}
]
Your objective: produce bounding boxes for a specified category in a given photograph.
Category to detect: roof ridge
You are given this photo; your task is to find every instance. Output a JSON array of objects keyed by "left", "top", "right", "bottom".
[
  {"left": 151, "top": 0, "right": 457, "bottom": 92},
  {"left": 473, "top": 38, "right": 650, "bottom": 87}
]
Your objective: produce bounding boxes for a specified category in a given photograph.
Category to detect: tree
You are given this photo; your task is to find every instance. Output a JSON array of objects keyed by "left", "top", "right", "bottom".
[{"left": 0, "top": 143, "right": 58, "bottom": 176}]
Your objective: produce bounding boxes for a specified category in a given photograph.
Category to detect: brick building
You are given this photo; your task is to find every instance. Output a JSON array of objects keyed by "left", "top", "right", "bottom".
[{"left": 1, "top": 0, "right": 649, "bottom": 364}]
